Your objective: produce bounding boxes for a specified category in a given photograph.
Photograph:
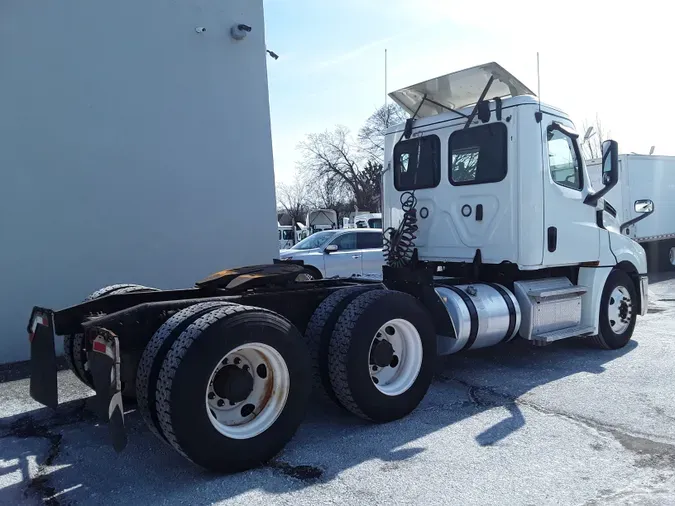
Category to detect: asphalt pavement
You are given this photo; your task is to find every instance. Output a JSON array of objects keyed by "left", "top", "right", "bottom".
[{"left": 2, "top": 274, "right": 675, "bottom": 505}]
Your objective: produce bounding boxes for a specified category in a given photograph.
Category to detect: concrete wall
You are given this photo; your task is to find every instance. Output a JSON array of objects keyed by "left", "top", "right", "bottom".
[{"left": 0, "top": 0, "right": 278, "bottom": 363}]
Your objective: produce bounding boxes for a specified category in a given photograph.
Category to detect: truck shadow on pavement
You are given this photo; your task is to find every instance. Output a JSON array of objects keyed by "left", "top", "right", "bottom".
[{"left": 0, "top": 338, "right": 636, "bottom": 505}]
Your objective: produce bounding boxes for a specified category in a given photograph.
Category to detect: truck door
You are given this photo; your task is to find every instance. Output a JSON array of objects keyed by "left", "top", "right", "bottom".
[{"left": 542, "top": 121, "right": 600, "bottom": 265}]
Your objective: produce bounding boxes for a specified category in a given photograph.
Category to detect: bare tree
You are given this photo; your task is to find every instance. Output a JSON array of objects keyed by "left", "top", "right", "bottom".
[
  {"left": 581, "top": 114, "right": 609, "bottom": 161},
  {"left": 276, "top": 179, "right": 310, "bottom": 228},
  {"left": 297, "top": 104, "right": 408, "bottom": 212},
  {"left": 298, "top": 126, "right": 380, "bottom": 210},
  {"left": 358, "top": 103, "right": 408, "bottom": 163}
]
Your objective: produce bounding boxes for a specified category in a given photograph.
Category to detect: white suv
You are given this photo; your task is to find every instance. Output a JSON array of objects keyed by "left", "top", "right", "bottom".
[{"left": 278, "top": 229, "right": 384, "bottom": 278}]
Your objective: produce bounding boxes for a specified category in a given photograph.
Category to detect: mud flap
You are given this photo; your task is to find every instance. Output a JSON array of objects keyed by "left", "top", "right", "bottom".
[
  {"left": 88, "top": 328, "right": 127, "bottom": 452},
  {"left": 28, "top": 307, "right": 58, "bottom": 409}
]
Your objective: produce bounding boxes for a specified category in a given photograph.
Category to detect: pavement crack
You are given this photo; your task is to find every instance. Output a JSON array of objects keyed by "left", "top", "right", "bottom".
[
  {"left": 442, "top": 375, "right": 675, "bottom": 470},
  {"left": 267, "top": 460, "right": 324, "bottom": 481}
]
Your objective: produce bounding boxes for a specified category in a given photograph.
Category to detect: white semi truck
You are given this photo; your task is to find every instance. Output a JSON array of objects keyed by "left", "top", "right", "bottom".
[
  {"left": 25, "top": 54, "right": 653, "bottom": 474},
  {"left": 587, "top": 154, "right": 675, "bottom": 271}
]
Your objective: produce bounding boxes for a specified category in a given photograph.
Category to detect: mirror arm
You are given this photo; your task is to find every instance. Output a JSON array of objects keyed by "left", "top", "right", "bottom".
[
  {"left": 584, "top": 183, "right": 615, "bottom": 206},
  {"left": 620, "top": 209, "right": 654, "bottom": 234}
]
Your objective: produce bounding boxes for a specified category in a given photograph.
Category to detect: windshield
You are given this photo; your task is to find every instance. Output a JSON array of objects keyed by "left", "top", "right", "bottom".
[{"left": 291, "top": 230, "right": 338, "bottom": 250}]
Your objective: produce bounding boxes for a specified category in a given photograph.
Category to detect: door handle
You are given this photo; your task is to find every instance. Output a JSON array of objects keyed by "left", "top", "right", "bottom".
[{"left": 352, "top": 255, "right": 361, "bottom": 259}]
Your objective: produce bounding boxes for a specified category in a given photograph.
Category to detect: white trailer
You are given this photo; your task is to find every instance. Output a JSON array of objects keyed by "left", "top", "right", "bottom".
[
  {"left": 587, "top": 155, "right": 675, "bottom": 270},
  {"left": 24, "top": 60, "right": 653, "bottom": 473},
  {"left": 306, "top": 209, "right": 338, "bottom": 234}
]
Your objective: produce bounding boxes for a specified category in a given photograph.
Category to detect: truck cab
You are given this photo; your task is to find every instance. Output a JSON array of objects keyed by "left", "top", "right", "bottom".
[{"left": 382, "top": 62, "right": 650, "bottom": 348}]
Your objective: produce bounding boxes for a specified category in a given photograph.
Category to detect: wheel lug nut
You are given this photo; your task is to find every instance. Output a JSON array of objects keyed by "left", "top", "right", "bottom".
[
  {"left": 217, "top": 399, "right": 225, "bottom": 407},
  {"left": 372, "top": 365, "right": 378, "bottom": 371},
  {"left": 234, "top": 357, "right": 241, "bottom": 365},
  {"left": 208, "top": 392, "right": 215, "bottom": 400},
  {"left": 229, "top": 400, "right": 236, "bottom": 406},
  {"left": 243, "top": 365, "right": 249, "bottom": 372}
]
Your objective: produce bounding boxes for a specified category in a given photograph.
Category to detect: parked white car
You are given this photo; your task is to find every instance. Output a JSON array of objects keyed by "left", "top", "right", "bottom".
[{"left": 279, "top": 229, "right": 384, "bottom": 278}]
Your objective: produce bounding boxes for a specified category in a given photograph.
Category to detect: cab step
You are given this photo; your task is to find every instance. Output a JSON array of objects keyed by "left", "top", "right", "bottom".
[{"left": 531, "top": 324, "right": 595, "bottom": 345}]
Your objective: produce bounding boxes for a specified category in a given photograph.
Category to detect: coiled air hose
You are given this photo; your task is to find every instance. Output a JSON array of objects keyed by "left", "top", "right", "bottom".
[{"left": 383, "top": 191, "right": 418, "bottom": 267}]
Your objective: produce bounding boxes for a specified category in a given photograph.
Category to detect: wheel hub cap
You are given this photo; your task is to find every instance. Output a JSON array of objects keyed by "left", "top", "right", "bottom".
[
  {"left": 368, "top": 319, "right": 423, "bottom": 397},
  {"left": 371, "top": 339, "right": 395, "bottom": 368},
  {"left": 206, "top": 343, "right": 290, "bottom": 440},
  {"left": 607, "top": 285, "right": 632, "bottom": 334},
  {"left": 212, "top": 365, "right": 254, "bottom": 403}
]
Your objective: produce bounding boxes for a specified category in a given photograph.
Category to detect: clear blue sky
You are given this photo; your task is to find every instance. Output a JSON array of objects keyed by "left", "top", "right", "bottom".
[{"left": 264, "top": 0, "right": 673, "bottom": 184}]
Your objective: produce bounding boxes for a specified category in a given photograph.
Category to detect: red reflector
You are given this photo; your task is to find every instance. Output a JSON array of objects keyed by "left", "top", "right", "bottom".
[{"left": 92, "top": 341, "right": 108, "bottom": 354}]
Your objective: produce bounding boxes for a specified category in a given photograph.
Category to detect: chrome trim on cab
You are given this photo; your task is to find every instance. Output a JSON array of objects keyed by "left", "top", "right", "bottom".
[{"left": 639, "top": 275, "right": 649, "bottom": 316}]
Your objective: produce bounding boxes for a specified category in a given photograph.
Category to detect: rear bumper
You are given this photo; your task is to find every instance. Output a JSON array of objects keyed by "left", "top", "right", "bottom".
[{"left": 639, "top": 275, "right": 649, "bottom": 316}]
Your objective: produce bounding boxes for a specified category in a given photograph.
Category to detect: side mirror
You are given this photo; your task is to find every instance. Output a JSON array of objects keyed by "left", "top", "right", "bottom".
[
  {"left": 601, "top": 140, "right": 619, "bottom": 186},
  {"left": 634, "top": 199, "right": 654, "bottom": 214},
  {"left": 325, "top": 244, "right": 338, "bottom": 253},
  {"left": 621, "top": 199, "right": 655, "bottom": 234},
  {"left": 585, "top": 139, "right": 619, "bottom": 206}
]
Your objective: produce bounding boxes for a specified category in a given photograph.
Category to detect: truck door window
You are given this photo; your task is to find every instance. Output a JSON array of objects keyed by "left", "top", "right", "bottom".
[
  {"left": 449, "top": 123, "right": 507, "bottom": 185},
  {"left": 330, "top": 232, "right": 357, "bottom": 251},
  {"left": 394, "top": 134, "right": 441, "bottom": 190},
  {"left": 547, "top": 128, "right": 583, "bottom": 190}
]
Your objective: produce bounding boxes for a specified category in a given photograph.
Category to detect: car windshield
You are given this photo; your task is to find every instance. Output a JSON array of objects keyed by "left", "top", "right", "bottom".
[{"left": 291, "top": 230, "right": 338, "bottom": 250}]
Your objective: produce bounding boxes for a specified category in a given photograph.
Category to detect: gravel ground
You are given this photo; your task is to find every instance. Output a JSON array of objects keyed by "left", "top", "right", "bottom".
[{"left": 1, "top": 274, "right": 675, "bottom": 505}]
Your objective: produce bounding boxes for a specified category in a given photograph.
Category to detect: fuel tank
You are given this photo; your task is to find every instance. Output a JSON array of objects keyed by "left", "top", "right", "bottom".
[{"left": 434, "top": 283, "right": 521, "bottom": 354}]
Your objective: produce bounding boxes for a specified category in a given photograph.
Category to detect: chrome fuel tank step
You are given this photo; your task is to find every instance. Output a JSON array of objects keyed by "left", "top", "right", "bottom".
[{"left": 434, "top": 283, "right": 521, "bottom": 355}]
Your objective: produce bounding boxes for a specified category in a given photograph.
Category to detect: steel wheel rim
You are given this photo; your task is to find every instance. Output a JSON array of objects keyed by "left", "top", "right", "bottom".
[
  {"left": 607, "top": 286, "right": 632, "bottom": 334},
  {"left": 669, "top": 247, "right": 675, "bottom": 266},
  {"left": 368, "top": 318, "right": 423, "bottom": 396},
  {"left": 205, "top": 343, "right": 289, "bottom": 440}
]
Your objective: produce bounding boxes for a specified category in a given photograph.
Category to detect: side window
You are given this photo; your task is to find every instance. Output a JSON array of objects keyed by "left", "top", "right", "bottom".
[
  {"left": 394, "top": 135, "right": 441, "bottom": 190},
  {"left": 330, "top": 233, "right": 357, "bottom": 251},
  {"left": 357, "top": 232, "right": 383, "bottom": 249},
  {"left": 449, "top": 123, "right": 507, "bottom": 185},
  {"left": 547, "top": 128, "right": 582, "bottom": 190}
]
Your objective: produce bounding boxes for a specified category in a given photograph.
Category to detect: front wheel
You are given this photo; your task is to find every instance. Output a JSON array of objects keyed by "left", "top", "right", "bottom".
[{"left": 590, "top": 269, "right": 637, "bottom": 350}]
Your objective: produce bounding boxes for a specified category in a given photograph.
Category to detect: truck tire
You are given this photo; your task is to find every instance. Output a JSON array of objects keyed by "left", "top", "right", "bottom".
[
  {"left": 304, "top": 285, "right": 378, "bottom": 403},
  {"left": 136, "top": 301, "right": 235, "bottom": 441},
  {"left": 64, "top": 284, "right": 157, "bottom": 388},
  {"left": 327, "top": 290, "right": 436, "bottom": 422},
  {"left": 154, "top": 305, "right": 311, "bottom": 473},
  {"left": 589, "top": 269, "right": 637, "bottom": 350}
]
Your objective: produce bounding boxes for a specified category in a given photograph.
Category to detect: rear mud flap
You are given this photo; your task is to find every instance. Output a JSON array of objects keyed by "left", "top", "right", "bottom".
[
  {"left": 88, "top": 328, "right": 127, "bottom": 452},
  {"left": 28, "top": 308, "right": 58, "bottom": 409}
]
